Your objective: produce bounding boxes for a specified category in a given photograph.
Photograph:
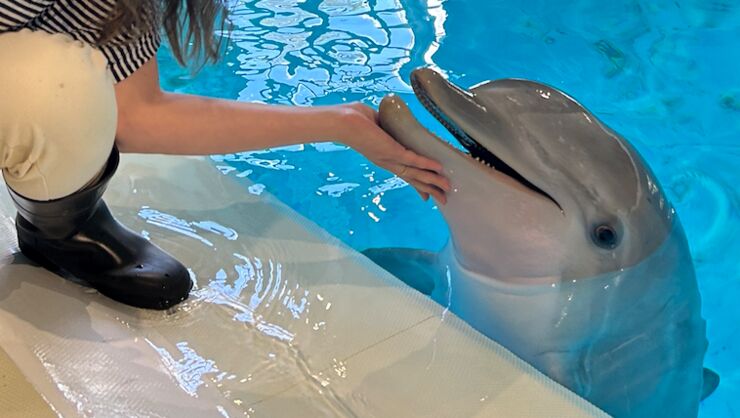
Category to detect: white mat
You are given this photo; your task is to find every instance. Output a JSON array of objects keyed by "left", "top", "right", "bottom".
[{"left": 0, "top": 154, "right": 607, "bottom": 417}]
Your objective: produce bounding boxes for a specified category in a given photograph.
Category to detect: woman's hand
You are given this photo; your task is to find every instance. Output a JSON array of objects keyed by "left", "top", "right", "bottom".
[{"left": 336, "top": 102, "right": 451, "bottom": 204}]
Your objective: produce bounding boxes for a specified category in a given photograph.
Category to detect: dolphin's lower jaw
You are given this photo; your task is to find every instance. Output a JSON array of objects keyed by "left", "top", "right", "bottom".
[{"left": 409, "top": 69, "right": 560, "bottom": 208}]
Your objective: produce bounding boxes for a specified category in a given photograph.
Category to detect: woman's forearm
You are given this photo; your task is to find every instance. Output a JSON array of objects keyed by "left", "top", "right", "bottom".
[
  {"left": 113, "top": 58, "right": 450, "bottom": 201},
  {"left": 114, "top": 58, "right": 362, "bottom": 155},
  {"left": 115, "top": 91, "right": 358, "bottom": 154}
]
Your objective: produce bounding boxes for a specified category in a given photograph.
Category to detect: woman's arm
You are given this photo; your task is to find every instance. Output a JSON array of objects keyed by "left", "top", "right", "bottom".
[{"left": 114, "top": 58, "right": 450, "bottom": 202}]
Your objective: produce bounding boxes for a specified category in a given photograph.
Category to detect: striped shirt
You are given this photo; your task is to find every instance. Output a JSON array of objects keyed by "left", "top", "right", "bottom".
[{"left": 0, "top": 0, "right": 160, "bottom": 82}]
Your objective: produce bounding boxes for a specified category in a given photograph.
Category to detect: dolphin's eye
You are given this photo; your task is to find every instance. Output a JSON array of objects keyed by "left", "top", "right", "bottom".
[{"left": 592, "top": 225, "right": 619, "bottom": 249}]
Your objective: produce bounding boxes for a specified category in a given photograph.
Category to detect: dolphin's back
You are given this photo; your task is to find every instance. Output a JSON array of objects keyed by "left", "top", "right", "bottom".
[{"left": 442, "top": 222, "right": 707, "bottom": 418}]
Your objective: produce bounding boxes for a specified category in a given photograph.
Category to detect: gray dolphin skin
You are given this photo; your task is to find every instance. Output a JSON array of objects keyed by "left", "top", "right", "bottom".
[{"left": 364, "top": 68, "right": 717, "bottom": 417}]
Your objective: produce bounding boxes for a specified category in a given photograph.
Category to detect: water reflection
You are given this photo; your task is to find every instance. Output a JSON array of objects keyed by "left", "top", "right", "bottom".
[
  {"left": 317, "top": 182, "right": 360, "bottom": 197},
  {"left": 421, "top": 0, "right": 447, "bottom": 72},
  {"left": 146, "top": 340, "right": 220, "bottom": 396},
  {"left": 138, "top": 207, "right": 239, "bottom": 247},
  {"left": 228, "top": 0, "right": 417, "bottom": 105}
]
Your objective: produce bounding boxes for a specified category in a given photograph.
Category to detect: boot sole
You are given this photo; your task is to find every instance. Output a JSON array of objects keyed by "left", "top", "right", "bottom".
[
  {"left": 18, "top": 238, "right": 62, "bottom": 273},
  {"left": 18, "top": 232, "right": 191, "bottom": 311}
]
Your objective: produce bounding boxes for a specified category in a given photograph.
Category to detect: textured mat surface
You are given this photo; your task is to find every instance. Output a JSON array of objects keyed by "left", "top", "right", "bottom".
[
  {"left": 0, "top": 154, "right": 607, "bottom": 417},
  {"left": 0, "top": 345, "right": 56, "bottom": 418}
]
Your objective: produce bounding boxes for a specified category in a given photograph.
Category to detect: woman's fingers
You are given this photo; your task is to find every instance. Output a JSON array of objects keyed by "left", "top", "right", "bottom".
[
  {"left": 387, "top": 162, "right": 450, "bottom": 204},
  {"left": 406, "top": 179, "right": 447, "bottom": 204},
  {"left": 401, "top": 149, "right": 444, "bottom": 174},
  {"left": 413, "top": 188, "right": 431, "bottom": 202},
  {"left": 397, "top": 165, "right": 451, "bottom": 193}
]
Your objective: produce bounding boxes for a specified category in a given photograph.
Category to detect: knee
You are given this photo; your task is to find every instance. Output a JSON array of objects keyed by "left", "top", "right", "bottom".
[
  {"left": 0, "top": 30, "right": 117, "bottom": 199},
  {"left": 0, "top": 29, "right": 117, "bottom": 150}
]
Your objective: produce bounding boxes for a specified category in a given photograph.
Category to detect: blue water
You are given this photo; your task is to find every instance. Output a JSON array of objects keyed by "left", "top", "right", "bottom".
[{"left": 157, "top": 1, "right": 739, "bottom": 416}]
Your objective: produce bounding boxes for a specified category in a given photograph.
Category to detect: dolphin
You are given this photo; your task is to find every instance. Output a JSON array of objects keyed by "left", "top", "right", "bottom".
[{"left": 364, "top": 68, "right": 718, "bottom": 417}]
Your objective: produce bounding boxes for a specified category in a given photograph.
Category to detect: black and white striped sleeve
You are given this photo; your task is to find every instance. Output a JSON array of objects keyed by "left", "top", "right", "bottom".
[
  {"left": 0, "top": 0, "right": 50, "bottom": 32},
  {"left": 38, "top": 0, "right": 161, "bottom": 82},
  {"left": 1, "top": 0, "right": 161, "bottom": 83},
  {"left": 97, "top": 28, "right": 161, "bottom": 82}
]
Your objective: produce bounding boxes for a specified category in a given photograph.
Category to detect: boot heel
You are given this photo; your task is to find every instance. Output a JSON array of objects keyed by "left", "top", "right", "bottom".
[{"left": 18, "top": 239, "right": 60, "bottom": 272}]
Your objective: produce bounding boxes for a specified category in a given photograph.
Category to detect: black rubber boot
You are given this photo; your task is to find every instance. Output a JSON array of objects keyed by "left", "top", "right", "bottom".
[{"left": 7, "top": 147, "right": 192, "bottom": 310}]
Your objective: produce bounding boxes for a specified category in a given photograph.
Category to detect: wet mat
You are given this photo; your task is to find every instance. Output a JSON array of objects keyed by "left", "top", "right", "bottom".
[{"left": 0, "top": 155, "right": 607, "bottom": 417}]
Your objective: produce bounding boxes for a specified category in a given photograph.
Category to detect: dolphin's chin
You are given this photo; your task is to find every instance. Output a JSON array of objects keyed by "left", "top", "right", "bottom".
[{"left": 410, "top": 70, "right": 561, "bottom": 209}]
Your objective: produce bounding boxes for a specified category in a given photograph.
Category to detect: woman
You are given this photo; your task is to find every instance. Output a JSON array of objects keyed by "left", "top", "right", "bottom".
[{"left": 0, "top": 0, "right": 449, "bottom": 310}]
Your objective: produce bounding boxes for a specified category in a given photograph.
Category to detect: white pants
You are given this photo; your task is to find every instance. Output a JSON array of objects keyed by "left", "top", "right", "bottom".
[{"left": 0, "top": 29, "right": 116, "bottom": 201}]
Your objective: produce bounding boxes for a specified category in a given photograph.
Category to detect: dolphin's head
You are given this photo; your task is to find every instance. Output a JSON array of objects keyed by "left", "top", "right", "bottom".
[{"left": 380, "top": 68, "right": 677, "bottom": 281}]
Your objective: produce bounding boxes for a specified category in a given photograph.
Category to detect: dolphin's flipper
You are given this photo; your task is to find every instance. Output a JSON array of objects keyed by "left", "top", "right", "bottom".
[
  {"left": 701, "top": 368, "right": 720, "bottom": 401},
  {"left": 362, "top": 248, "right": 441, "bottom": 296}
]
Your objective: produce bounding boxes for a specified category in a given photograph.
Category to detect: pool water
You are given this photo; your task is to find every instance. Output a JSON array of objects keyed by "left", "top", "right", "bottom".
[{"left": 157, "top": 1, "right": 739, "bottom": 416}]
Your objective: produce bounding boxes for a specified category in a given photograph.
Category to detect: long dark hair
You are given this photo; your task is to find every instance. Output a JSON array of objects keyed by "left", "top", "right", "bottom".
[{"left": 100, "top": 0, "right": 230, "bottom": 69}]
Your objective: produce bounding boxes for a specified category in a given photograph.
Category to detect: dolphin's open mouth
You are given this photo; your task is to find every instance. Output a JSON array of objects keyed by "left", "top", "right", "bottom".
[{"left": 410, "top": 73, "right": 560, "bottom": 208}]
